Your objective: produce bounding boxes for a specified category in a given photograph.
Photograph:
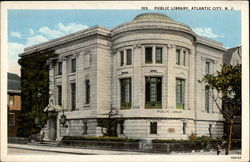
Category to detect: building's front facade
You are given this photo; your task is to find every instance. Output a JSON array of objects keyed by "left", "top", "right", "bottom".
[
  {"left": 7, "top": 73, "right": 21, "bottom": 137},
  {"left": 21, "top": 13, "right": 225, "bottom": 141}
]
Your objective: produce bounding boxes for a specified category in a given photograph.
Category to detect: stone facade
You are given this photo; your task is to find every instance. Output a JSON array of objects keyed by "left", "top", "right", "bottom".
[{"left": 21, "top": 13, "right": 226, "bottom": 140}]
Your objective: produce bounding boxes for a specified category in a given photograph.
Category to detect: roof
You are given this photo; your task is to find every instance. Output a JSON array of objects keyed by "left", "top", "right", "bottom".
[
  {"left": 223, "top": 46, "right": 241, "bottom": 64},
  {"left": 133, "top": 13, "right": 174, "bottom": 22},
  {"left": 8, "top": 73, "right": 21, "bottom": 92}
]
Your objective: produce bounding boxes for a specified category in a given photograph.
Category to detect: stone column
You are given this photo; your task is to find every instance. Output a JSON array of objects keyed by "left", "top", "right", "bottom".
[
  {"left": 162, "top": 46, "right": 168, "bottom": 109},
  {"left": 166, "top": 45, "right": 176, "bottom": 109},
  {"left": 112, "top": 51, "right": 118, "bottom": 108},
  {"left": 152, "top": 46, "right": 156, "bottom": 64},
  {"left": 56, "top": 113, "right": 61, "bottom": 141},
  {"left": 188, "top": 48, "right": 195, "bottom": 111},
  {"left": 62, "top": 57, "right": 68, "bottom": 110},
  {"left": 200, "top": 56, "right": 206, "bottom": 112},
  {"left": 133, "top": 44, "right": 142, "bottom": 109}
]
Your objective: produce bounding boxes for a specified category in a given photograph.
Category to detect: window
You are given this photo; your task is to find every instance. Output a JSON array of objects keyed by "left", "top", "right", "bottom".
[
  {"left": 209, "top": 124, "right": 212, "bottom": 137},
  {"left": 150, "top": 122, "right": 157, "bottom": 134},
  {"left": 120, "top": 121, "right": 124, "bottom": 134},
  {"left": 8, "top": 113, "right": 15, "bottom": 126},
  {"left": 176, "top": 49, "right": 186, "bottom": 66},
  {"left": 120, "top": 51, "right": 124, "bottom": 66},
  {"left": 156, "top": 47, "right": 163, "bottom": 63},
  {"left": 183, "top": 51, "right": 186, "bottom": 66},
  {"left": 205, "top": 86, "right": 210, "bottom": 113},
  {"left": 71, "top": 58, "right": 76, "bottom": 73},
  {"left": 145, "top": 77, "right": 162, "bottom": 108},
  {"left": 145, "top": 47, "right": 153, "bottom": 64},
  {"left": 9, "top": 95, "right": 14, "bottom": 105},
  {"left": 57, "top": 85, "right": 62, "bottom": 106},
  {"left": 183, "top": 122, "right": 187, "bottom": 134},
  {"left": 126, "top": 49, "right": 132, "bottom": 65},
  {"left": 57, "top": 62, "right": 62, "bottom": 75},
  {"left": 85, "top": 80, "right": 90, "bottom": 104},
  {"left": 205, "top": 61, "right": 210, "bottom": 74},
  {"left": 71, "top": 83, "right": 76, "bottom": 110},
  {"left": 176, "top": 78, "right": 185, "bottom": 109},
  {"left": 176, "top": 49, "right": 181, "bottom": 65},
  {"left": 120, "top": 78, "right": 131, "bottom": 109},
  {"left": 83, "top": 122, "right": 88, "bottom": 134}
]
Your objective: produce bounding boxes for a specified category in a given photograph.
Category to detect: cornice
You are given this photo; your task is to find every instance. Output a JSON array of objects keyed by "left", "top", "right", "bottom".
[{"left": 19, "top": 26, "right": 111, "bottom": 57}]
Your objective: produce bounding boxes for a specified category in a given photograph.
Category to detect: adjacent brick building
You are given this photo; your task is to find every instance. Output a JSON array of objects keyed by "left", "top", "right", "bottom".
[
  {"left": 7, "top": 73, "right": 21, "bottom": 137},
  {"left": 20, "top": 13, "right": 226, "bottom": 141}
]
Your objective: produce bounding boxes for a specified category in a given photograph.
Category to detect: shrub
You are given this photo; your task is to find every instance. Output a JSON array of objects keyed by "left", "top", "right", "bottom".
[
  {"left": 62, "top": 136, "right": 140, "bottom": 142},
  {"left": 188, "top": 132, "right": 197, "bottom": 140}
]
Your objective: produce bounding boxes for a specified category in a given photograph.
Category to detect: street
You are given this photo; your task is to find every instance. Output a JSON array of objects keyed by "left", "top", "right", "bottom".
[{"left": 8, "top": 143, "right": 241, "bottom": 155}]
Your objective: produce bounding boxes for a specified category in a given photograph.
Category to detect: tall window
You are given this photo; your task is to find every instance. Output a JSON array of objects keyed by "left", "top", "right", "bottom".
[
  {"left": 205, "top": 61, "right": 210, "bottom": 74},
  {"left": 71, "top": 58, "right": 76, "bottom": 73},
  {"left": 176, "top": 78, "right": 185, "bottom": 109},
  {"left": 83, "top": 122, "right": 88, "bottom": 134},
  {"left": 120, "top": 51, "right": 124, "bottom": 66},
  {"left": 183, "top": 122, "right": 187, "bottom": 134},
  {"left": 183, "top": 51, "right": 186, "bottom": 66},
  {"left": 9, "top": 95, "right": 14, "bottom": 105},
  {"left": 8, "top": 113, "right": 15, "bottom": 126},
  {"left": 205, "top": 86, "right": 210, "bottom": 113},
  {"left": 120, "top": 78, "right": 131, "bottom": 109},
  {"left": 209, "top": 124, "right": 212, "bottom": 137},
  {"left": 145, "top": 77, "right": 162, "bottom": 108},
  {"left": 57, "top": 62, "right": 62, "bottom": 75},
  {"left": 57, "top": 85, "right": 62, "bottom": 106},
  {"left": 145, "top": 47, "right": 153, "bottom": 64},
  {"left": 156, "top": 47, "right": 163, "bottom": 63},
  {"left": 176, "top": 49, "right": 181, "bottom": 65},
  {"left": 71, "top": 83, "right": 76, "bottom": 110},
  {"left": 176, "top": 49, "right": 186, "bottom": 66},
  {"left": 126, "top": 49, "right": 132, "bottom": 65},
  {"left": 150, "top": 122, "right": 157, "bottom": 134},
  {"left": 85, "top": 80, "right": 90, "bottom": 104}
]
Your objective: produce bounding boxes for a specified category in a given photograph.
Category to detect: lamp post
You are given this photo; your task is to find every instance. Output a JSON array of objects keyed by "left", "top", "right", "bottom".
[{"left": 59, "top": 102, "right": 68, "bottom": 128}]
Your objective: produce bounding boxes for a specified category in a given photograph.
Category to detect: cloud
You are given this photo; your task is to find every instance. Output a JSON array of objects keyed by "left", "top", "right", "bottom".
[
  {"left": 192, "top": 27, "right": 224, "bottom": 39},
  {"left": 8, "top": 60, "right": 21, "bottom": 76},
  {"left": 11, "top": 32, "right": 22, "bottom": 39},
  {"left": 8, "top": 42, "right": 25, "bottom": 75},
  {"left": 8, "top": 42, "right": 26, "bottom": 60},
  {"left": 57, "top": 22, "right": 88, "bottom": 34},
  {"left": 26, "top": 35, "right": 49, "bottom": 46},
  {"left": 8, "top": 22, "right": 89, "bottom": 75},
  {"left": 39, "top": 26, "right": 64, "bottom": 39},
  {"left": 37, "top": 22, "right": 88, "bottom": 40},
  {"left": 27, "top": 28, "right": 34, "bottom": 36}
]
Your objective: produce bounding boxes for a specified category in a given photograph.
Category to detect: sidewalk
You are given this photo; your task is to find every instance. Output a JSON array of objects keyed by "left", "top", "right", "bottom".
[{"left": 8, "top": 143, "right": 155, "bottom": 155}]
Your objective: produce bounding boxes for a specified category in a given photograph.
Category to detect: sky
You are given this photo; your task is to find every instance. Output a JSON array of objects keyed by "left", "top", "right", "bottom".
[{"left": 8, "top": 10, "right": 241, "bottom": 76}]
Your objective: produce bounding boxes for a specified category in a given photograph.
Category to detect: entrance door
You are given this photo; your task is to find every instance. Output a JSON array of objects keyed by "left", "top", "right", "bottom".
[{"left": 49, "top": 116, "right": 57, "bottom": 140}]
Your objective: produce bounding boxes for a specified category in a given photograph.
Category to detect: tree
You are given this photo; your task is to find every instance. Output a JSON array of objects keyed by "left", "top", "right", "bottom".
[
  {"left": 17, "top": 51, "right": 55, "bottom": 137},
  {"left": 199, "top": 64, "right": 241, "bottom": 155}
]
